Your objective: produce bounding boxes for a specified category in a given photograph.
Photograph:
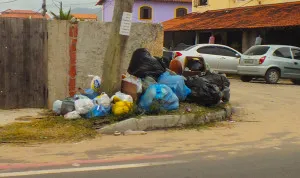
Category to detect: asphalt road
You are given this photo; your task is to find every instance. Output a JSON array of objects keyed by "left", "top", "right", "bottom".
[
  {"left": 3, "top": 143, "right": 300, "bottom": 178},
  {"left": 1, "top": 79, "right": 300, "bottom": 178}
]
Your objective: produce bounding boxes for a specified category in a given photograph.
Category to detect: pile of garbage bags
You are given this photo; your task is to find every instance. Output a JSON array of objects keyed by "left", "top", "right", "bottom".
[
  {"left": 126, "top": 48, "right": 230, "bottom": 109},
  {"left": 53, "top": 76, "right": 135, "bottom": 119},
  {"left": 52, "top": 48, "right": 231, "bottom": 119}
]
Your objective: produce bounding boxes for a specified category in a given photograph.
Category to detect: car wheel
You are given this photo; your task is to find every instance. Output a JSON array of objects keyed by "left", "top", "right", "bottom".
[
  {"left": 240, "top": 76, "right": 252, "bottom": 82},
  {"left": 265, "top": 69, "right": 280, "bottom": 84},
  {"left": 291, "top": 79, "right": 300, "bottom": 85}
]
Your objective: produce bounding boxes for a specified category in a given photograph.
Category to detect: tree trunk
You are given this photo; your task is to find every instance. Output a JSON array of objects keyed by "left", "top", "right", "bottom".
[{"left": 101, "top": 0, "right": 134, "bottom": 96}]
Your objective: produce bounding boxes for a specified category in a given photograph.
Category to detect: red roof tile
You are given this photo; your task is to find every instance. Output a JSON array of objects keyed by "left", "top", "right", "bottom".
[
  {"left": 96, "top": 0, "right": 192, "bottom": 5},
  {"left": 163, "top": 2, "right": 300, "bottom": 31},
  {"left": 72, "top": 14, "right": 98, "bottom": 19},
  {"left": 0, "top": 9, "right": 50, "bottom": 19}
]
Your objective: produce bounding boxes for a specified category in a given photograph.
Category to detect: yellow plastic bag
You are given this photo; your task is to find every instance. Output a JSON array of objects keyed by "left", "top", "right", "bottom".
[{"left": 112, "top": 101, "right": 133, "bottom": 116}]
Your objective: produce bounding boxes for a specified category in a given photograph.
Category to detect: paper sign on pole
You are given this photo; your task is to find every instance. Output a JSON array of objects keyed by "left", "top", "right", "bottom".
[{"left": 119, "top": 12, "right": 133, "bottom": 36}]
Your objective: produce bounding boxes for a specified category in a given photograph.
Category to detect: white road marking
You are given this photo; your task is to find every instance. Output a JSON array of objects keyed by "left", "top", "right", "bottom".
[{"left": 0, "top": 160, "right": 186, "bottom": 177}]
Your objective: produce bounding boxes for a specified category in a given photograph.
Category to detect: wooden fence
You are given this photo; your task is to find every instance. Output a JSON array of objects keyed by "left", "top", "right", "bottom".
[{"left": 0, "top": 18, "right": 48, "bottom": 109}]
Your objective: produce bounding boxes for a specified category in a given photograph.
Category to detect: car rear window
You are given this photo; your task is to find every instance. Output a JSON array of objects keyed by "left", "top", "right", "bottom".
[{"left": 244, "top": 46, "right": 270, "bottom": 56}]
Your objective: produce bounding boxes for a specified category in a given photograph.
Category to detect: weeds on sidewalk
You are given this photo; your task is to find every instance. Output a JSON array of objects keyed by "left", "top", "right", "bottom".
[{"left": 0, "top": 117, "right": 97, "bottom": 144}]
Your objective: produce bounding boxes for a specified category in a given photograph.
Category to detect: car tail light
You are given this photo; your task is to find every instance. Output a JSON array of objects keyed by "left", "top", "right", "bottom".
[
  {"left": 259, "top": 56, "right": 266, "bottom": 64},
  {"left": 174, "top": 52, "right": 182, "bottom": 58}
]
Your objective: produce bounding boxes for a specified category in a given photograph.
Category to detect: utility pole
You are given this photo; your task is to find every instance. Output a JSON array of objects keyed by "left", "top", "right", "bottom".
[
  {"left": 42, "top": 0, "right": 47, "bottom": 17},
  {"left": 101, "top": 0, "right": 134, "bottom": 95}
]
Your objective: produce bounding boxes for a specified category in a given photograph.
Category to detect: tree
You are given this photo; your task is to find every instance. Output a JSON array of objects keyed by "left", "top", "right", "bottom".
[
  {"left": 101, "top": 0, "right": 135, "bottom": 96},
  {"left": 50, "top": 2, "right": 72, "bottom": 20}
]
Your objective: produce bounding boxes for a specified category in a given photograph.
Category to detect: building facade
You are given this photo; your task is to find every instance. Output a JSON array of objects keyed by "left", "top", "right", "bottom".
[
  {"left": 193, "top": 0, "right": 300, "bottom": 12},
  {"left": 163, "top": 2, "right": 300, "bottom": 52},
  {"left": 96, "top": 0, "right": 192, "bottom": 23}
]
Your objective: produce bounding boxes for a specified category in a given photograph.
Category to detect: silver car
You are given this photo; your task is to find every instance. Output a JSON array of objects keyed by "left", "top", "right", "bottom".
[{"left": 238, "top": 45, "right": 300, "bottom": 84}]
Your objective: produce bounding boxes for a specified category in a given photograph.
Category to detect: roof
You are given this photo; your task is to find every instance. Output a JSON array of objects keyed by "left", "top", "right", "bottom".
[
  {"left": 0, "top": 9, "right": 50, "bottom": 19},
  {"left": 177, "top": 44, "right": 242, "bottom": 52},
  {"left": 252, "top": 45, "right": 300, "bottom": 49},
  {"left": 72, "top": 14, "right": 98, "bottom": 20},
  {"left": 96, "top": 0, "right": 192, "bottom": 5},
  {"left": 163, "top": 1, "right": 300, "bottom": 32}
]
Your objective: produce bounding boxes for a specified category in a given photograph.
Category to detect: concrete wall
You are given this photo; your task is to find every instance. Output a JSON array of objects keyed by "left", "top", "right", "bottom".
[
  {"left": 76, "top": 22, "right": 163, "bottom": 89},
  {"left": 47, "top": 21, "right": 70, "bottom": 107}
]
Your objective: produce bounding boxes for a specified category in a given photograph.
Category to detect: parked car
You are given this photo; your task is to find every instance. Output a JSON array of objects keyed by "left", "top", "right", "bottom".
[
  {"left": 171, "top": 44, "right": 242, "bottom": 74},
  {"left": 172, "top": 43, "right": 192, "bottom": 51},
  {"left": 238, "top": 45, "right": 300, "bottom": 84}
]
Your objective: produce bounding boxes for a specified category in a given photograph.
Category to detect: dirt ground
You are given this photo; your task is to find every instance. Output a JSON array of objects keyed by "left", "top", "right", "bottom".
[{"left": 1, "top": 79, "right": 300, "bottom": 163}]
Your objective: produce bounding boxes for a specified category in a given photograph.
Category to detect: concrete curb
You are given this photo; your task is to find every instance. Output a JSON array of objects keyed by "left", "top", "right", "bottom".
[{"left": 98, "top": 106, "right": 232, "bottom": 135}]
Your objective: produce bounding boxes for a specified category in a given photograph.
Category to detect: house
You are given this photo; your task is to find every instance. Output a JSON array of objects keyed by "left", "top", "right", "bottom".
[
  {"left": 96, "top": 0, "right": 192, "bottom": 23},
  {"left": 72, "top": 14, "right": 98, "bottom": 21},
  {"left": 163, "top": 2, "right": 300, "bottom": 52},
  {"left": 193, "top": 0, "right": 300, "bottom": 13},
  {"left": 0, "top": 9, "right": 50, "bottom": 19}
]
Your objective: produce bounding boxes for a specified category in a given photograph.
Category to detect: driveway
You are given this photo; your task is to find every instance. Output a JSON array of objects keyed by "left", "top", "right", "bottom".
[{"left": 1, "top": 79, "right": 300, "bottom": 177}]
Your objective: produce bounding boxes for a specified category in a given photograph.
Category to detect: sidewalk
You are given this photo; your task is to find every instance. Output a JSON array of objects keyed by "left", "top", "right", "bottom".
[{"left": 0, "top": 109, "right": 45, "bottom": 126}]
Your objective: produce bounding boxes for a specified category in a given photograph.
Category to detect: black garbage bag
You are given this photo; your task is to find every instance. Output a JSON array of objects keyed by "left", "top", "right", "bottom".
[
  {"left": 202, "top": 71, "right": 230, "bottom": 91},
  {"left": 201, "top": 71, "right": 230, "bottom": 102},
  {"left": 128, "top": 48, "right": 166, "bottom": 80},
  {"left": 154, "top": 56, "right": 171, "bottom": 69},
  {"left": 185, "top": 76, "right": 222, "bottom": 106}
]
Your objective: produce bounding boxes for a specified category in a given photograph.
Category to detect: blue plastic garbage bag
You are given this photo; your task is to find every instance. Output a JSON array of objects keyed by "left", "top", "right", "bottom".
[
  {"left": 139, "top": 84, "right": 179, "bottom": 112},
  {"left": 84, "top": 105, "right": 111, "bottom": 118},
  {"left": 158, "top": 71, "right": 191, "bottom": 101},
  {"left": 82, "top": 88, "right": 99, "bottom": 100}
]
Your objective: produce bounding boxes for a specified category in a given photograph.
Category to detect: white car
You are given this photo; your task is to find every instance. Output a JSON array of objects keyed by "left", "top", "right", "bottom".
[{"left": 172, "top": 44, "right": 242, "bottom": 74}]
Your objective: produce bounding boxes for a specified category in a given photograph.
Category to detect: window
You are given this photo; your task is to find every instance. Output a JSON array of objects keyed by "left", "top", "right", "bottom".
[
  {"left": 273, "top": 47, "right": 292, "bottom": 59},
  {"left": 140, "top": 6, "right": 152, "bottom": 20},
  {"left": 175, "top": 8, "right": 187, "bottom": 18},
  {"left": 217, "top": 47, "right": 237, "bottom": 57},
  {"left": 199, "top": 0, "right": 208, "bottom": 6},
  {"left": 244, "top": 46, "right": 270, "bottom": 56},
  {"left": 292, "top": 49, "right": 300, "bottom": 60},
  {"left": 197, "top": 46, "right": 218, "bottom": 55}
]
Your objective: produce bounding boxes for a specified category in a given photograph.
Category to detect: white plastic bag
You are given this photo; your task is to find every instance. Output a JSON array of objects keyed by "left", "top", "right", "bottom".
[
  {"left": 75, "top": 99, "right": 94, "bottom": 114},
  {"left": 111, "top": 92, "right": 133, "bottom": 103},
  {"left": 122, "top": 74, "right": 142, "bottom": 93},
  {"left": 53, "top": 100, "right": 63, "bottom": 115},
  {"left": 64, "top": 111, "right": 81, "bottom": 120},
  {"left": 93, "top": 93, "right": 111, "bottom": 108}
]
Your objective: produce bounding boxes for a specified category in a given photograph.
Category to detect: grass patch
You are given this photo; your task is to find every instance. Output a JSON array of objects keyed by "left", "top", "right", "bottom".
[
  {"left": 159, "top": 102, "right": 229, "bottom": 116},
  {"left": 0, "top": 117, "right": 97, "bottom": 144},
  {"left": 0, "top": 102, "right": 231, "bottom": 144}
]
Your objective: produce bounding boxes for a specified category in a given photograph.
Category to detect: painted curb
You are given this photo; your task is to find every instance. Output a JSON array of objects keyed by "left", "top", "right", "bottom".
[{"left": 98, "top": 106, "right": 232, "bottom": 135}]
